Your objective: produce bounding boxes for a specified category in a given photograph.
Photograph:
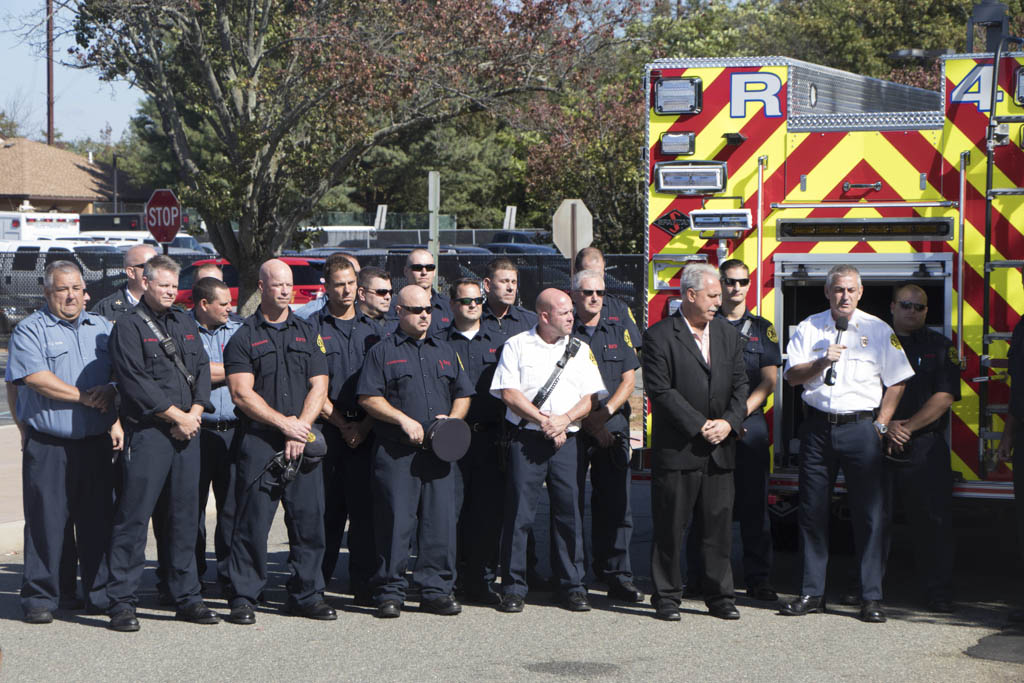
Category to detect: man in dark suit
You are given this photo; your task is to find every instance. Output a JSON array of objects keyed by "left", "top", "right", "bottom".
[{"left": 642, "top": 263, "right": 748, "bottom": 621}]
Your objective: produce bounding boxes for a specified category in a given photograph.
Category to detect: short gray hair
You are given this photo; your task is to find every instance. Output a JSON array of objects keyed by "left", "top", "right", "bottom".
[
  {"left": 143, "top": 254, "right": 181, "bottom": 281},
  {"left": 680, "top": 263, "right": 719, "bottom": 294},
  {"left": 572, "top": 269, "right": 604, "bottom": 291},
  {"left": 826, "top": 264, "right": 862, "bottom": 290},
  {"left": 43, "top": 260, "right": 83, "bottom": 290}
]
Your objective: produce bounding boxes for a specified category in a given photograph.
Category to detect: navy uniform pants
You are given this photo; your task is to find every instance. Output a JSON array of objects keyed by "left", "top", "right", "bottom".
[
  {"left": 320, "top": 422, "right": 375, "bottom": 596},
  {"left": 22, "top": 428, "right": 113, "bottom": 613},
  {"left": 798, "top": 414, "right": 885, "bottom": 600},
  {"left": 371, "top": 439, "right": 457, "bottom": 603},
  {"left": 578, "top": 431, "right": 634, "bottom": 586},
  {"left": 227, "top": 429, "right": 326, "bottom": 608},
  {"left": 453, "top": 426, "right": 505, "bottom": 592},
  {"left": 196, "top": 426, "right": 237, "bottom": 586},
  {"left": 883, "top": 431, "right": 954, "bottom": 602},
  {"left": 107, "top": 424, "right": 202, "bottom": 611},
  {"left": 501, "top": 430, "right": 585, "bottom": 599}
]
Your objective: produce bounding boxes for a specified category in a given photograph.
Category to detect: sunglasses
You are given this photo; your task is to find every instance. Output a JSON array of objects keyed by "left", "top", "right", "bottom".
[
  {"left": 722, "top": 277, "right": 750, "bottom": 287},
  {"left": 368, "top": 288, "right": 393, "bottom": 296},
  {"left": 400, "top": 305, "right": 431, "bottom": 315},
  {"left": 409, "top": 263, "right": 436, "bottom": 272},
  {"left": 897, "top": 300, "right": 926, "bottom": 312},
  {"left": 126, "top": 263, "right": 147, "bottom": 270},
  {"left": 454, "top": 296, "right": 485, "bottom": 306},
  {"left": 578, "top": 289, "right": 605, "bottom": 297}
]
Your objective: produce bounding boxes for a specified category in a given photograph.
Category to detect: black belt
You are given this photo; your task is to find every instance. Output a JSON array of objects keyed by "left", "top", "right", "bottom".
[
  {"left": 807, "top": 406, "right": 876, "bottom": 426},
  {"left": 202, "top": 419, "right": 238, "bottom": 432}
]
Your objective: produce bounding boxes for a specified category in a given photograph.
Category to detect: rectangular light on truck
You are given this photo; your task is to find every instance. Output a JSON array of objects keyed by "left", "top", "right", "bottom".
[
  {"left": 688, "top": 209, "right": 752, "bottom": 233},
  {"left": 654, "top": 78, "right": 703, "bottom": 115},
  {"left": 1017, "top": 67, "right": 1024, "bottom": 106},
  {"left": 660, "top": 132, "right": 695, "bottom": 156},
  {"left": 653, "top": 161, "right": 727, "bottom": 194}
]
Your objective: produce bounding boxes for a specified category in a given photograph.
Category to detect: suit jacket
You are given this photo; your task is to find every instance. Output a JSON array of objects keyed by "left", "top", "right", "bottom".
[{"left": 642, "top": 313, "right": 749, "bottom": 470}]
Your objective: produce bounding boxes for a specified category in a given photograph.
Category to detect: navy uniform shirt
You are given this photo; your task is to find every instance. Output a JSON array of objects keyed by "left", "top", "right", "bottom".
[
  {"left": 1011, "top": 317, "right": 1024, "bottom": 422},
  {"left": 90, "top": 286, "right": 138, "bottom": 322},
  {"left": 300, "top": 305, "right": 382, "bottom": 418},
  {"left": 6, "top": 307, "right": 116, "bottom": 438},
  {"left": 441, "top": 324, "right": 505, "bottom": 425},
  {"left": 603, "top": 294, "right": 643, "bottom": 350},
  {"left": 572, "top": 316, "right": 640, "bottom": 434},
  {"left": 223, "top": 308, "right": 329, "bottom": 419},
  {"left": 109, "top": 299, "right": 213, "bottom": 423},
  {"left": 716, "top": 309, "right": 782, "bottom": 413},
  {"left": 193, "top": 311, "right": 242, "bottom": 423},
  {"left": 480, "top": 302, "right": 537, "bottom": 341},
  {"left": 385, "top": 289, "right": 452, "bottom": 338},
  {"left": 356, "top": 330, "right": 474, "bottom": 444},
  {"left": 893, "top": 327, "right": 962, "bottom": 432}
]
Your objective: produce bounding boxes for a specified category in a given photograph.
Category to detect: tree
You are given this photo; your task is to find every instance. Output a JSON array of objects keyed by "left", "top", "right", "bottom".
[{"left": 66, "top": 0, "right": 634, "bottom": 312}]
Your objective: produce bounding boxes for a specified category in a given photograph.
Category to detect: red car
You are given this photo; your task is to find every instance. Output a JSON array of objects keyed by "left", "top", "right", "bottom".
[{"left": 176, "top": 257, "right": 326, "bottom": 309}]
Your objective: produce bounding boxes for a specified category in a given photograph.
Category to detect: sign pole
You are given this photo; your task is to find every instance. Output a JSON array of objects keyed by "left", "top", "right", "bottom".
[{"left": 570, "top": 201, "right": 577, "bottom": 278}]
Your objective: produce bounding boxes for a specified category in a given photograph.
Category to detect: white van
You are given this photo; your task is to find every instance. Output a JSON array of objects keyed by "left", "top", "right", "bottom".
[{"left": 0, "top": 212, "right": 80, "bottom": 241}]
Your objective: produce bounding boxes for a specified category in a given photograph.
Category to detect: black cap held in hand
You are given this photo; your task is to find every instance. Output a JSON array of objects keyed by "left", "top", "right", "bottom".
[{"left": 304, "top": 426, "right": 328, "bottom": 459}]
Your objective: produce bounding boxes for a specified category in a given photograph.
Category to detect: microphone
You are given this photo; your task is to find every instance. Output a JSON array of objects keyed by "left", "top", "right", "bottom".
[{"left": 823, "top": 316, "right": 849, "bottom": 386}]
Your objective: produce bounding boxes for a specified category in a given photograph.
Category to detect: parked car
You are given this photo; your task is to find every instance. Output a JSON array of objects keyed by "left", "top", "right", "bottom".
[
  {"left": 488, "top": 230, "right": 550, "bottom": 245},
  {"left": 486, "top": 242, "right": 560, "bottom": 254},
  {"left": 175, "top": 256, "right": 326, "bottom": 309}
]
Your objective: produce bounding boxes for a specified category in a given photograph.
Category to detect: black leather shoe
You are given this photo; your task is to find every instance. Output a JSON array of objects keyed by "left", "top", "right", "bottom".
[
  {"left": 108, "top": 608, "right": 140, "bottom": 632},
  {"left": 464, "top": 585, "right": 502, "bottom": 606},
  {"left": 927, "top": 598, "right": 954, "bottom": 614},
  {"left": 654, "top": 599, "right": 681, "bottom": 621},
  {"left": 498, "top": 594, "right": 525, "bottom": 613},
  {"left": 607, "top": 581, "right": 644, "bottom": 603},
  {"left": 226, "top": 602, "right": 256, "bottom": 625},
  {"left": 839, "top": 590, "right": 861, "bottom": 606},
  {"left": 561, "top": 592, "right": 591, "bottom": 612},
  {"left": 708, "top": 601, "right": 740, "bottom": 620},
  {"left": 23, "top": 607, "right": 54, "bottom": 624},
  {"left": 289, "top": 599, "right": 337, "bottom": 620},
  {"left": 747, "top": 584, "right": 779, "bottom": 602},
  {"left": 779, "top": 595, "right": 826, "bottom": 616},
  {"left": 176, "top": 601, "right": 221, "bottom": 624},
  {"left": 375, "top": 600, "right": 402, "bottom": 619},
  {"left": 859, "top": 600, "right": 886, "bottom": 623},
  {"left": 420, "top": 595, "right": 462, "bottom": 615}
]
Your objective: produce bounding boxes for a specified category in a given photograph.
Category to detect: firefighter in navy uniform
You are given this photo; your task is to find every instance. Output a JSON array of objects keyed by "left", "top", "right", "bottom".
[
  {"left": 570, "top": 270, "right": 643, "bottom": 604},
  {"left": 90, "top": 244, "right": 157, "bottom": 322},
  {"left": 384, "top": 249, "right": 453, "bottom": 337},
  {"left": 574, "top": 247, "right": 643, "bottom": 351},
  {"left": 358, "top": 285, "right": 474, "bottom": 619},
  {"left": 222, "top": 259, "right": 333, "bottom": 626},
  {"left": 106, "top": 255, "right": 218, "bottom": 632},
  {"left": 876, "top": 283, "right": 959, "bottom": 613},
  {"left": 299, "top": 255, "right": 378, "bottom": 606},
  {"left": 481, "top": 257, "right": 538, "bottom": 338}
]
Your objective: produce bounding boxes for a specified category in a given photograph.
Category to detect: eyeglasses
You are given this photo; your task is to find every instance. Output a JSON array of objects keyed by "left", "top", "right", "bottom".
[
  {"left": 578, "top": 289, "right": 605, "bottom": 297},
  {"left": 409, "top": 263, "right": 436, "bottom": 272},
  {"left": 126, "top": 263, "right": 147, "bottom": 270},
  {"left": 897, "top": 300, "right": 926, "bottom": 312},
  {"left": 454, "top": 297, "right": 485, "bottom": 306},
  {"left": 400, "top": 305, "right": 431, "bottom": 315},
  {"left": 368, "top": 288, "right": 393, "bottom": 296},
  {"left": 721, "top": 277, "right": 750, "bottom": 287}
]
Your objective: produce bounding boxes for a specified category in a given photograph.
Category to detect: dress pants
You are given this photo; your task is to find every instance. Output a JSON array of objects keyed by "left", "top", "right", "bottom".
[
  {"left": 883, "top": 431, "right": 954, "bottom": 601},
  {"left": 319, "top": 423, "right": 375, "bottom": 596},
  {"left": 797, "top": 415, "right": 885, "bottom": 600},
  {"left": 370, "top": 439, "right": 456, "bottom": 603},
  {"left": 650, "top": 459, "right": 735, "bottom": 607},
  {"left": 501, "top": 429, "right": 585, "bottom": 599},
  {"left": 22, "top": 429, "right": 113, "bottom": 612},
  {"left": 196, "top": 426, "right": 237, "bottom": 585},
  {"left": 454, "top": 426, "right": 505, "bottom": 591},
  {"left": 578, "top": 431, "right": 634, "bottom": 585},
  {"left": 107, "top": 424, "right": 202, "bottom": 611},
  {"left": 227, "top": 429, "right": 326, "bottom": 608}
]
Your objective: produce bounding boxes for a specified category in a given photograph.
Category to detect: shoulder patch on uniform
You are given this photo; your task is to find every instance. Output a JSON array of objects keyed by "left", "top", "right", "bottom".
[
  {"left": 316, "top": 334, "right": 326, "bottom": 354},
  {"left": 890, "top": 333, "right": 902, "bottom": 350},
  {"left": 589, "top": 348, "right": 597, "bottom": 365},
  {"left": 624, "top": 329, "right": 633, "bottom": 348},
  {"left": 766, "top": 324, "right": 778, "bottom": 343},
  {"left": 947, "top": 345, "right": 958, "bottom": 364}
]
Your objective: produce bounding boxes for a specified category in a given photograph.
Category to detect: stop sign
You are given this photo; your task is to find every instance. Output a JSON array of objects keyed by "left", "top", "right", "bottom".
[
  {"left": 552, "top": 199, "right": 593, "bottom": 260},
  {"left": 145, "top": 188, "right": 182, "bottom": 243}
]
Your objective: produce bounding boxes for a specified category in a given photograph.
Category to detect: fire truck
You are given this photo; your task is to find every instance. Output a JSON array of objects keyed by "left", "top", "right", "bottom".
[{"left": 643, "top": 7, "right": 1023, "bottom": 506}]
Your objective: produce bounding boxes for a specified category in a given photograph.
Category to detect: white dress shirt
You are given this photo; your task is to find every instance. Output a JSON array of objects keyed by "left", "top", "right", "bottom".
[
  {"left": 490, "top": 327, "right": 608, "bottom": 431},
  {"left": 785, "top": 308, "right": 914, "bottom": 413}
]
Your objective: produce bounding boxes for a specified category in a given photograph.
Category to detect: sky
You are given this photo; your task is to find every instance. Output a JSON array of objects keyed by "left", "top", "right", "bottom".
[{"left": 0, "top": 0, "right": 141, "bottom": 142}]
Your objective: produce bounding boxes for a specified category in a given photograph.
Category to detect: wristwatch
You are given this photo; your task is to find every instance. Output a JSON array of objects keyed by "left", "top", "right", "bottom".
[{"left": 873, "top": 421, "right": 888, "bottom": 435}]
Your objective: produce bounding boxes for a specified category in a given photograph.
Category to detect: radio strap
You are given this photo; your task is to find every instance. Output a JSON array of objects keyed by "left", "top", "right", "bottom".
[{"left": 135, "top": 308, "right": 196, "bottom": 391}]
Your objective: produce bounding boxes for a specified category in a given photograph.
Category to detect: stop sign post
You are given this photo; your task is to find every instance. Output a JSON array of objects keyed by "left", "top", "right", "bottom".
[
  {"left": 552, "top": 199, "right": 593, "bottom": 269},
  {"left": 145, "top": 189, "right": 182, "bottom": 244}
]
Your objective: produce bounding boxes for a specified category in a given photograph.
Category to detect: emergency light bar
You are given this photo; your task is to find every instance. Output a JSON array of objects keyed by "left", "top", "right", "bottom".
[
  {"left": 777, "top": 217, "right": 953, "bottom": 240},
  {"left": 688, "top": 209, "right": 752, "bottom": 233},
  {"left": 653, "top": 161, "right": 727, "bottom": 194},
  {"left": 660, "top": 132, "right": 695, "bottom": 156},
  {"left": 654, "top": 78, "right": 703, "bottom": 115}
]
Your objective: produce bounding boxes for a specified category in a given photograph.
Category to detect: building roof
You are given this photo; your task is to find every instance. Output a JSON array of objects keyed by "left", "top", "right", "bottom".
[{"left": 0, "top": 136, "right": 145, "bottom": 203}]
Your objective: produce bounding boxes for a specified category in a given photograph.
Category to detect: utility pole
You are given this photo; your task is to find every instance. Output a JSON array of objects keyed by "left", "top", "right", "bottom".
[{"left": 46, "top": 0, "right": 54, "bottom": 145}]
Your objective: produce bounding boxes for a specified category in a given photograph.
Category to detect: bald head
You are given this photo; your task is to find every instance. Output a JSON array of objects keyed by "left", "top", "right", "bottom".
[
  {"left": 405, "top": 248, "right": 436, "bottom": 290},
  {"left": 397, "top": 284, "right": 429, "bottom": 307},
  {"left": 535, "top": 288, "right": 574, "bottom": 341},
  {"left": 396, "top": 284, "right": 431, "bottom": 337},
  {"left": 258, "top": 259, "right": 294, "bottom": 313},
  {"left": 573, "top": 246, "right": 604, "bottom": 273},
  {"left": 124, "top": 244, "right": 157, "bottom": 269},
  {"left": 195, "top": 263, "right": 224, "bottom": 281}
]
